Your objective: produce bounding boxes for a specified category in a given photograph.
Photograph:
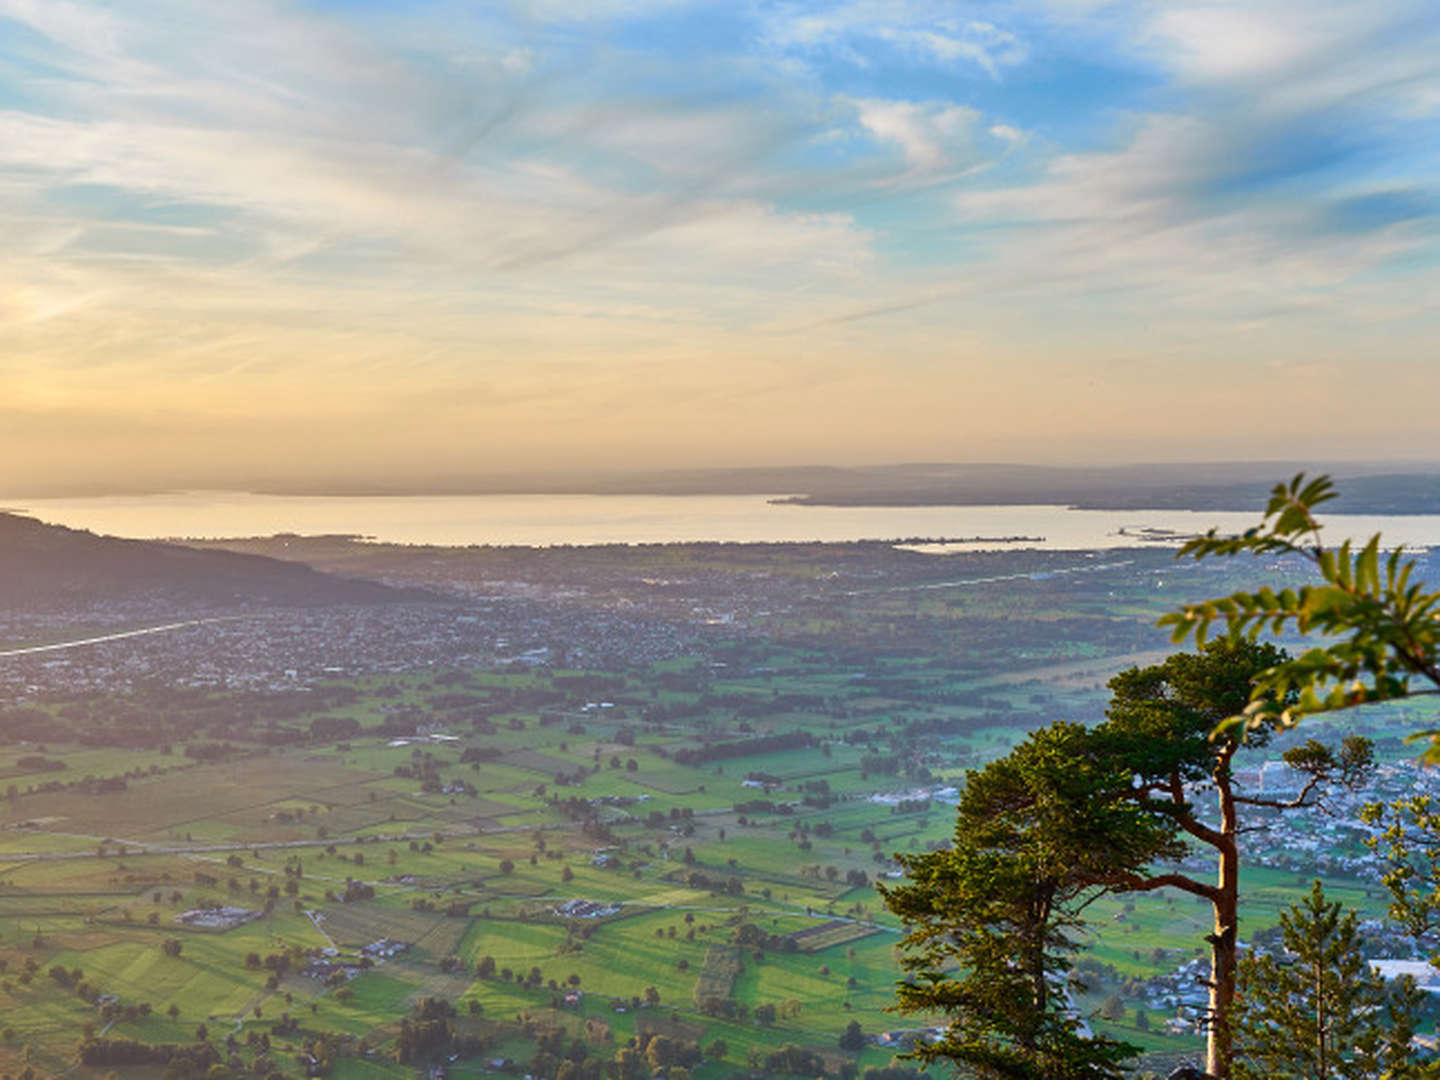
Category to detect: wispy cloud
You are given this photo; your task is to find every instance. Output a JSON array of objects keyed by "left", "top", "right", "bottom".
[
  {"left": 846, "top": 98, "right": 980, "bottom": 175},
  {"left": 761, "top": 1, "right": 1028, "bottom": 79},
  {"left": 0, "top": 0, "right": 1436, "bottom": 483}
]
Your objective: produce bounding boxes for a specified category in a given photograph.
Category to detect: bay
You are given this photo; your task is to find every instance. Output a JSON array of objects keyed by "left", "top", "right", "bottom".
[{"left": 7, "top": 490, "right": 1440, "bottom": 551}]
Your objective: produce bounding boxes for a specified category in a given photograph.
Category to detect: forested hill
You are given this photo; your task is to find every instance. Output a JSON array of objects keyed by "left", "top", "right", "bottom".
[{"left": 0, "top": 512, "right": 420, "bottom": 608}]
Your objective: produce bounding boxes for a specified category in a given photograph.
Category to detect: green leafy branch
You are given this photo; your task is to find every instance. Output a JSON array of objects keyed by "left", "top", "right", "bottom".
[{"left": 1157, "top": 473, "right": 1440, "bottom": 757}]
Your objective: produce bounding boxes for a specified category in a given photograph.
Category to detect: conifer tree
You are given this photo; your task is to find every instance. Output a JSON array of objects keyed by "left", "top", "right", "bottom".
[
  {"left": 1232, "top": 881, "right": 1429, "bottom": 1080},
  {"left": 881, "top": 722, "right": 1170, "bottom": 1079},
  {"left": 1097, "top": 641, "right": 1371, "bottom": 1077},
  {"left": 884, "top": 643, "right": 1372, "bottom": 1080}
]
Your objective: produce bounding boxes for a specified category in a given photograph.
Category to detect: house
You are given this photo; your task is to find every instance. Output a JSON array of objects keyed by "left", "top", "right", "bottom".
[
  {"left": 361, "top": 938, "right": 409, "bottom": 959},
  {"left": 1372, "top": 959, "right": 1440, "bottom": 993}
]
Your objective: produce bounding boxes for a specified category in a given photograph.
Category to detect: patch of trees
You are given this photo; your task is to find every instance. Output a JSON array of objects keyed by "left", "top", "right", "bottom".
[
  {"left": 676, "top": 869, "right": 743, "bottom": 894},
  {"left": 636, "top": 1032, "right": 703, "bottom": 1071},
  {"left": 183, "top": 741, "right": 235, "bottom": 762},
  {"left": 75, "top": 775, "right": 127, "bottom": 794},
  {"left": 14, "top": 755, "right": 66, "bottom": 772},
  {"left": 308, "top": 715, "right": 360, "bottom": 740},
  {"left": 394, "top": 999, "right": 455, "bottom": 1064},
  {"left": 77, "top": 1038, "right": 221, "bottom": 1071},
  {"left": 553, "top": 674, "right": 626, "bottom": 695},
  {"left": 426, "top": 692, "right": 489, "bottom": 711},
  {"left": 732, "top": 923, "right": 798, "bottom": 953},
  {"left": 890, "top": 798, "right": 930, "bottom": 815},
  {"left": 761, "top": 1043, "right": 826, "bottom": 1076},
  {"left": 858, "top": 753, "right": 901, "bottom": 776},
  {"left": 839, "top": 1020, "right": 867, "bottom": 1051},
  {"left": 0, "top": 707, "right": 57, "bottom": 743},
  {"left": 378, "top": 708, "right": 425, "bottom": 736},
  {"left": 393, "top": 997, "right": 487, "bottom": 1064},
  {"left": 698, "top": 996, "right": 746, "bottom": 1019},
  {"left": 673, "top": 730, "right": 814, "bottom": 766},
  {"left": 733, "top": 799, "right": 794, "bottom": 815}
]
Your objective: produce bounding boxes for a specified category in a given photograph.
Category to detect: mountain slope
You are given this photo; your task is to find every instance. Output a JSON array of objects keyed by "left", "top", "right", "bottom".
[{"left": 0, "top": 513, "right": 418, "bottom": 608}]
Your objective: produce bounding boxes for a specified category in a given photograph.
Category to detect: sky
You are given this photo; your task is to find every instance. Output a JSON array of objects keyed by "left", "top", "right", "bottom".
[{"left": 1, "top": 0, "right": 1438, "bottom": 490}]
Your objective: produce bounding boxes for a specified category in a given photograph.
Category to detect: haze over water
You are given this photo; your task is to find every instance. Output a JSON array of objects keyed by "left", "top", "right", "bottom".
[{"left": 10, "top": 491, "right": 1440, "bottom": 551}]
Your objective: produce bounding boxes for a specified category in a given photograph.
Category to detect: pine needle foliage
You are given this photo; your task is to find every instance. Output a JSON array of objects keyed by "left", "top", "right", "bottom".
[
  {"left": 880, "top": 722, "right": 1170, "bottom": 1079},
  {"left": 1232, "top": 881, "right": 1431, "bottom": 1080}
]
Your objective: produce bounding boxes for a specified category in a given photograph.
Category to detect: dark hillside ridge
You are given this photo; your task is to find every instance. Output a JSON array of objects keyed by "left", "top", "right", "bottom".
[
  {"left": 0, "top": 513, "right": 422, "bottom": 608},
  {"left": 778, "top": 470, "right": 1440, "bottom": 513}
]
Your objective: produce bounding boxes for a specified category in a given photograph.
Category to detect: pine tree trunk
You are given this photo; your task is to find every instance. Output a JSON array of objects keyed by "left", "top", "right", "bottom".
[{"left": 1208, "top": 775, "right": 1240, "bottom": 1079}]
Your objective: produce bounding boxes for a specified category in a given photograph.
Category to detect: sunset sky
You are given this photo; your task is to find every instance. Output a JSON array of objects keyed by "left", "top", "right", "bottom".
[{"left": 2, "top": 0, "right": 1438, "bottom": 490}]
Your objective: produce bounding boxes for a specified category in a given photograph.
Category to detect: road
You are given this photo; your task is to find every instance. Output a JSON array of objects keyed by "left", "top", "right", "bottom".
[{"left": 0, "top": 617, "right": 247, "bottom": 658}]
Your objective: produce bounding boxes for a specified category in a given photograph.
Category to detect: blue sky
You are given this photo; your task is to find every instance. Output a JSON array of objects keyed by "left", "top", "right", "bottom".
[{"left": 0, "top": 0, "right": 1437, "bottom": 487}]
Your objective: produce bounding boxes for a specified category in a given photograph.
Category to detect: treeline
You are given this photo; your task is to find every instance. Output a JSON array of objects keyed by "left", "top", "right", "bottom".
[
  {"left": 673, "top": 730, "right": 814, "bottom": 766},
  {"left": 393, "top": 998, "right": 490, "bottom": 1065},
  {"left": 77, "top": 1038, "right": 222, "bottom": 1071}
]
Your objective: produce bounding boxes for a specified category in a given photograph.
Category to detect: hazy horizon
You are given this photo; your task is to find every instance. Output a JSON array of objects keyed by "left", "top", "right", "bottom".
[{"left": 7, "top": 456, "right": 1440, "bottom": 502}]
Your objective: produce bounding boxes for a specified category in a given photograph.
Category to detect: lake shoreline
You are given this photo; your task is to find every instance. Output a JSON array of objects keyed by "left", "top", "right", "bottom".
[{"left": 6, "top": 492, "right": 1440, "bottom": 552}]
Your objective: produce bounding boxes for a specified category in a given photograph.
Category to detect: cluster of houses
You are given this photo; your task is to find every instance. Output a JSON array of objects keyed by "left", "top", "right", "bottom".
[
  {"left": 295, "top": 938, "right": 414, "bottom": 980},
  {"left": 174, "top": 906, "right": 261, "bottom": 929},
  {"left": 590, "top": 793, "right": 649, "bottom": 808},
  {"left": 301, "top": 956, "right": 363, "bottom": 982},
  {"left": 1371, "top": 960, "right": 1440, "bottom": 993},
  {"left": 553, "top": 898, "right": 620, "bottom": 919},
  {"left": 361, "top": 937, "right": 409, "bottom": 959},
  {"left": 387, "top": 729, "right": 461, "bottom": 748},
  {"left": 1138, "top": 957, "right": 1212, "bottom": 1027},
  {"left": 872, "top": 1027, "right": 945, "bottom": 1050},
  {"left": 867, "top": 785, "right": 960, "bottom": 807}
]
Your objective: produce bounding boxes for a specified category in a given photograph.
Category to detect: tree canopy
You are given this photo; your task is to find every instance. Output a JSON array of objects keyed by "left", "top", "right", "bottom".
[{"left": 881, "top": 721, "right": 1157, "bottom": 1078}]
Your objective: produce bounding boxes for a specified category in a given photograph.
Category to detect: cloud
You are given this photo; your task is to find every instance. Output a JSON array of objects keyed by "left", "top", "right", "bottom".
[
  {"left": 1145, "top": 5, "right": 1324, "bottom": 82},
  {"left": 761, "top": 2, "right": 1028, "bottom": 79},
  {"left": 0, "top": 1, "right": 873, "bottom": 279},
  {"left": 1131, "top": 0, "right": 1440, "bottom": 118},
  {"left": 846, "top": 98, "right": 980, "bottom": 174},
  {"left": 0, "top": 0, "right": 1437, "bottom": 479}
]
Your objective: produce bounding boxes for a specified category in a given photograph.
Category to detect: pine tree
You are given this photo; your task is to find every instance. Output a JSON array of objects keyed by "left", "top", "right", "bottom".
[
  {"left": 881, "top": 722, "right": 1166, "bottom": 1079},
  {"left": 1233, "top": 880, "right": 1429, "bottom": 1080},
  {"left": 1098, "top": 641, "right": 1370, "bottom": 1077},
  {"left": 886, "top": 643, "right": 1370, "bottom": 1080}
]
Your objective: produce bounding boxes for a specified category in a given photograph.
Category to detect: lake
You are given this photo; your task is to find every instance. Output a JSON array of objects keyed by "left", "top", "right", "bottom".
[{"left": 7, "top": 490, "right": 1440, "bottom": 551}]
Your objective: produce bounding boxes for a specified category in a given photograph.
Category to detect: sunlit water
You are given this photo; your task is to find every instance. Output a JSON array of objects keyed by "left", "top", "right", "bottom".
[{"left": 6, "top": 490, "right": 1440, "bottom": 550}]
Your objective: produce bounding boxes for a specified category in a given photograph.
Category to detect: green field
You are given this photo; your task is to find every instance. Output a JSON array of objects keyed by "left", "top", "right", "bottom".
[{"left": 2, "top": 539, "right": 1430, "bottom": 1078}]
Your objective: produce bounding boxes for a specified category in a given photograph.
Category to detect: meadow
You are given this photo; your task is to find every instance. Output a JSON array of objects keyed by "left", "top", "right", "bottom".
[{"left": 1, "top": 539, "right": 1431, "bottom": 1078}]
